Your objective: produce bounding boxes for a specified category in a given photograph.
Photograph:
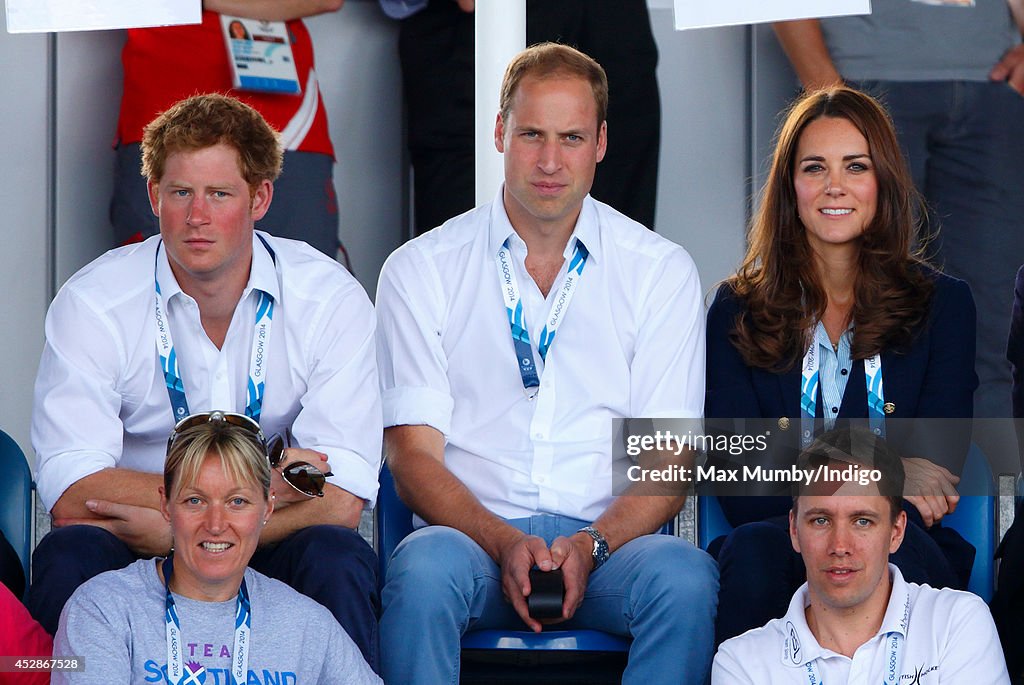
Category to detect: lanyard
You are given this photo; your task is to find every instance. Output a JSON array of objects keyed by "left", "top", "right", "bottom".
[
  {"left": 153, "top": 239, "right": 275, "bottom": 423},
  {"left": 799, "top": 331, "right": 885, "bottom": 448},
  {"left": 494, "top": 237, "right": 589, "bottom": 398},
  {"left": 163, "top": 554, "right": 251, "bottom": 685},
  {"left": 802, "top": 631, "right": 904, "bottom": 685}
]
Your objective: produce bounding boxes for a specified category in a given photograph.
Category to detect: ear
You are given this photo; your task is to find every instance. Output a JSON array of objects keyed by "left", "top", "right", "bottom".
[
  {"left": 250, "top": 180, "right": 274, "bottom": 222},
  {"left": 889, "top": 509, "right": 907, "bottom": 554},
  {"left": 147, "top": 179, "right": 161, "bottom": 218},
  {"left": 494, "top": 112, "right": 506, "bottom": 153},
  {"left": 595, "top": 120, "right": 608, "bottom": 163},
  {"left": 159, "top": 485, "right": 171, "bottom": 524},
  {"left": 263, "top": 487, "right": 276, "bottom": 524},
  {"left": 789, "top": 507, "right": 802, "bottom": 554}
]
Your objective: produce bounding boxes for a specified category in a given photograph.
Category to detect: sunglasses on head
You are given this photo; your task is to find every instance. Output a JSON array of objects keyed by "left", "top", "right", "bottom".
[{"left": 168, "top": 411, "right": 326, "bottom": 498}]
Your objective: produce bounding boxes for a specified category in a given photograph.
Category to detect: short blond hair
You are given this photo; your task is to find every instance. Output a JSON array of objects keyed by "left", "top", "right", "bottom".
[{"left": 164, "top": 422, "right": 271, "bottom": 501}]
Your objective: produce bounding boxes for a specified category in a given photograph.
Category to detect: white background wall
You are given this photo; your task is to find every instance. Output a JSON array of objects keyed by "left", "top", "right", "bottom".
[
  {"left": 0, "top": 28, "right": 49, "bottom": 459},
  {"left": 1, "top": 0, "right": 796, "bottom": 496}
]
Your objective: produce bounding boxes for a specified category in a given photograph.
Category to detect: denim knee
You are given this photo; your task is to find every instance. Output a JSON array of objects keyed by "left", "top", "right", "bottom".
[
  {"left": 383, "top": 526, "right": 487, "bottom": 614},
  {"left": 628, "top": 536, "right": 718, "bottom": 612}
]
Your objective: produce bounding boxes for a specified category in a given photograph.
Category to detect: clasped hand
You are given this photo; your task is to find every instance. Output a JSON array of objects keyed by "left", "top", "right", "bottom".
[
  {"left": 497, "top": 532, "right": 594, "bottom": 633},
  {"left": 902, "top": 456, "right": 960, "bottom": 527}
]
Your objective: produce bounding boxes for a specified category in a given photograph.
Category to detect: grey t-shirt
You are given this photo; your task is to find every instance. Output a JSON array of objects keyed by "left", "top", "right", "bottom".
[
  {"left": 52, "top": 559, "right": 381, "bottom": 685},
  {"left": 820, "top": 0, "right": 1018, "bottom": 81}
]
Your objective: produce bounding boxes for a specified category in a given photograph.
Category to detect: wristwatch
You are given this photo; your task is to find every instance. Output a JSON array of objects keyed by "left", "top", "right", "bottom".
[{"left": 577, "top": 525, "right": 610, "bottom": 570}]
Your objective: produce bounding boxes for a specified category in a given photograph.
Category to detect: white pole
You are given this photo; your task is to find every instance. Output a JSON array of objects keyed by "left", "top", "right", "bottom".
[{"left": 474, "top": 1, "right": 526, "bottom": 206}]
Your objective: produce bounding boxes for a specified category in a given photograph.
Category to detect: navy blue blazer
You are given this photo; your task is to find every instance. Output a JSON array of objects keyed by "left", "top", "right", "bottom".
[{"left": 705, "top": 271, "right": 978, "bottom": 523}]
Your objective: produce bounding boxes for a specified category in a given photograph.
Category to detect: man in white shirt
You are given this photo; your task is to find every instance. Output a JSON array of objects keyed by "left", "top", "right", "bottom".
[
  {"left": 713, "top": 429, "right": 1010, "bottom": 684},
  {"left": 29, "top": 94, "right": 382, "bottom": 670},
  {"left": 376, "top": 43, "right": 717, "bottom": 684}
]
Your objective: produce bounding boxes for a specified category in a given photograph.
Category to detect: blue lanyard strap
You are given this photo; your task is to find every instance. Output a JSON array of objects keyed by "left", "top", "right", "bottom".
[
  {"left": 163, "top": 554, "right": 252, "bottom": 685},
  {"left": 494, "top": 237, "right": 589, "bottom": 398},
  {"left": 799, "top": 330, "right": 885, "bottom": 448},
  {"left": 154, "top": 240, "right": 276, "bottom": 423}
]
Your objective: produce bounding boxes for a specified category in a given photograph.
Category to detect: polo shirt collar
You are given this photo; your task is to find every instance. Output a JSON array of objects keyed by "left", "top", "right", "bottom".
[
  {"left": 779, "top": 564, "right": 909, "bottom": 669},
  {"left": 778, "top": 583, "right": 826, "bottom": 668},
  {"left": 487, "top": 185, "right": 602, "bottom": 264},
  {"left": 878, "top": 564, "right": 911, "bottom": 638}
]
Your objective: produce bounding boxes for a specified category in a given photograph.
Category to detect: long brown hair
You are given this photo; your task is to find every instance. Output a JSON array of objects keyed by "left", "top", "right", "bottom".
[{"left": 728, "top": 86, "right": 933, "bottom": 371}]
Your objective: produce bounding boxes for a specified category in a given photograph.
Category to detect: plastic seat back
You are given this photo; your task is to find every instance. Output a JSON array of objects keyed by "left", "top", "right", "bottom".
[{"left": 0, "top": 430, "right": 33, "bottom": 585}]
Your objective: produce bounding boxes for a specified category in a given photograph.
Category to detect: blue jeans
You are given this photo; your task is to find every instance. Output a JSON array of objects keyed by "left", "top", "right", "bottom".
[
  {"left": 854, "top": 79, "right": 1024, "bottom": 419},
  {"left": 380, "top": 515, "right": 718, "bottom": 685}
]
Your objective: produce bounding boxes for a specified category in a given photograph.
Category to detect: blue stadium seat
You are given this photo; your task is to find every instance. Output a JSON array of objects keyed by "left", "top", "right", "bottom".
[
  {"left": 943, "top": 444, "right": 995, "bottom": 601},
  {"left": 375, "top": 463, "right": 631, "bottom": 653},
  {"left": 0, "top": 430, "right": 34, "bottom": 587},
  {"left": 696, "top": 490, "right": 732, "bottom": 552}
]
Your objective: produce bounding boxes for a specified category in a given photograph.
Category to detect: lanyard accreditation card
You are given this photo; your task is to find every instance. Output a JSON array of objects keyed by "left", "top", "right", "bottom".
[
  {"left": 220, "top": 15, "right": 301, "bottom": 94},
  {"left": 494, "top": 237, "right": 589, "bottom": 399},
  {"left": 799, "top": 333, "right": 885, "bottom": 448}
]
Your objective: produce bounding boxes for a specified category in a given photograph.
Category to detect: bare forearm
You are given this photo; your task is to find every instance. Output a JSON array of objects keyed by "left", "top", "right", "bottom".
[
  {"left": 51, "top": 469, "right": 163, "bottom": 519},
  {"left": 591, "top": 447, "right": 694, "bottom": 552},
  {"left": 772, "top": 19, "right": 842, "bottom": 90},
  {"left": 386, "top": 426, "right": 523, "bottom": 561},
  {"left": 591, "top": 494, "right": 685, "bottom": 553},
  {"left": 203, "top": 0, "right": 343, "bottom": 22},
  {"left": 260, "top": 484, "right": 362, "bottom": 544}
]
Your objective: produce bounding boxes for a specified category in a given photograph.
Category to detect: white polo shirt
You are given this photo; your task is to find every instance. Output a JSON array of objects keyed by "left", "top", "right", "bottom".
[
  {"left": 33, "top": 232, "right": 382, "bottom": 511},
  {"left": 712, "top": 565, "right": 1010, "bottom": 684},
  {"left": 376, "top": 189, "right": 704, "bottom": 522}
]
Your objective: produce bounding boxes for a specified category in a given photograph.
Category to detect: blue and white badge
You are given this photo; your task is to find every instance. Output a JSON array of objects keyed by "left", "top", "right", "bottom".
[
  {"left": 494, "top": 237, "right": 589, "bottom": 399},
  {"left": 799, "top": 329, "right": 885, "bottom": 448}
]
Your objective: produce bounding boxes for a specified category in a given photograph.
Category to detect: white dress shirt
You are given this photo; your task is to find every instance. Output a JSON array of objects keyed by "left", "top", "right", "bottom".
[
  {"left": 33, "top": 232, "right": 382, "bottom": 511},
  {"left": 712, "top": 565, "right": 1010, "bottom": 684},
  {"left": 376, "top": 190, "right": 704, "bottom": 522}
]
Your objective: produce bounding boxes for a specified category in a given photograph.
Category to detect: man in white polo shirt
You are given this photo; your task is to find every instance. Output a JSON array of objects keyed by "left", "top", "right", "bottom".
[
  {"left": 713, "top": 428, "right": 1009, "bottom": 684},
  {"left": 376, "top": 43, "right": 716, "bottom": 684}
]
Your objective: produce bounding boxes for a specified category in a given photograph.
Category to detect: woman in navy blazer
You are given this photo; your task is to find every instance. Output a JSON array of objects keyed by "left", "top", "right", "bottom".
[{"left": 705, "top": 87, "right": 978, "bottom": 645}]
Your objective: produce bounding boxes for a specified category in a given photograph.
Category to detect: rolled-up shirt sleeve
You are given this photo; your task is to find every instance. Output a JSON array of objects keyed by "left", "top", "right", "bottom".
[
  {"left": 32, "top": 286, "right": 127, "bottom": 512},
  {"left": 291, "top": 278, "right": 384, "bottom": 506},
  {"left": 376, "top": 244, "right": 455, "bottom": 435}
]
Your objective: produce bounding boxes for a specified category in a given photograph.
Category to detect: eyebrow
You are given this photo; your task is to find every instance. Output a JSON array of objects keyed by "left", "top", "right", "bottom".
[
  {"left": 798, "top": 153, "right": 871, "bottom": 163},
  {"left": 801, "top": 507, "right": 881, "bottom": 518}
]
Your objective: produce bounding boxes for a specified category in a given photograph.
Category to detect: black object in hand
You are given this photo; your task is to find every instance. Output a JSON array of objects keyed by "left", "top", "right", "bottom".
[{"left": 527, "top": 568, "right": 565, "bottom": 619}]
